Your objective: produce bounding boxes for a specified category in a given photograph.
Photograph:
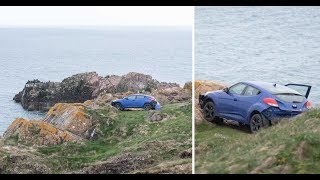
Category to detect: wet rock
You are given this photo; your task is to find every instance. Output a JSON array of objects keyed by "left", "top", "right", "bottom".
[{"left": 3, "top": 118, "right": 80, "bottom": 146}]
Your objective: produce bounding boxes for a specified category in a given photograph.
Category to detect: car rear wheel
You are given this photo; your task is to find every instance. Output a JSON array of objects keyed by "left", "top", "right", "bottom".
[
  {"left": 203, "top": 101, "right": 223, "bottom": 125},
  {"left": 114, "top": 103, "right": 124, "bottom": 111},
  {"left": 249, "top": 114, "right": 263, "bottom": 133},
  {"left": 143, "top": 103, "right": 152, "bottom": 111}
]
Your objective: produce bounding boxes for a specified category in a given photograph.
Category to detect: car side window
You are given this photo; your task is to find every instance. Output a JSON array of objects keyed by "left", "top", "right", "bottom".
[
  {"left": 243, "top": 86, "right": 260, "bottom": 96},
  {"left": 127, "top": 96, "right": 136, "bottom": 100},
  {"left": 228, "top": 83, "right": 247, "bottom": 95},
  {"left": 136, "top": 95, "right": 144, "bottom": 99}
]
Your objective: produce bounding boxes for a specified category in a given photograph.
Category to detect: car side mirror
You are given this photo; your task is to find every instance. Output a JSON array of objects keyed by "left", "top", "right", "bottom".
[{"left": 223, "top": 87, "right": 229, "bottom": 93}]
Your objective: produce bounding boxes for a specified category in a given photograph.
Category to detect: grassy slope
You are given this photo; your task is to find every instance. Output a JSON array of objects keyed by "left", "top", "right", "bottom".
[
  {"left": 195, "top": 108, "right": 320, "bottom": 174},
  {"left": 37, "top": 102, "right": 192, "bottom": 173}
]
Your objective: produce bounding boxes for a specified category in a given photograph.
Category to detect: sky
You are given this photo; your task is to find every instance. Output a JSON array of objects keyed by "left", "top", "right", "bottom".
[{"left": 0, "top": 6, "right": 193, "bottom": 27}]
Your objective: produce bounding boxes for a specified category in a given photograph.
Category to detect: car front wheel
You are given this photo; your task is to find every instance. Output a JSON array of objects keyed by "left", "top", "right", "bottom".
[
  {"left": 249, "top": 114, "right": 263, "bottom": 133},
  {"left": 203, "top": 101, "right": 223, "bottom": 125},
  {"left": 114, "top": 103, "right": 124, "bottom": 111}
]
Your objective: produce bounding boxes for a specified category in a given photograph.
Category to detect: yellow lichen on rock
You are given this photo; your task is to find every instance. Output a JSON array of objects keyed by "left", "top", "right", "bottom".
[
  {"left": 44, "top": 103, "right": 92, "bottom": 138},
  {"left": 3, "top": 118, "right": 79, "bottom": 146},
  {"left": 194, "top": 80, "right": 226, "bottom": 98}
]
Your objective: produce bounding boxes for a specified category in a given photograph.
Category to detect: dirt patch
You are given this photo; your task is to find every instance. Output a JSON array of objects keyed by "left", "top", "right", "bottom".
[
  {"left": 294, "top": 141, "right": 308, "bottom": 160},
  {"left": 73, "top": 153, "right": 154, "bottom": 174},
  {"left": 179, "top": 148, "right": 192, "bottom": 159},
  {"left": 139, "top": 163, "right": 192, "bottom": 174}
]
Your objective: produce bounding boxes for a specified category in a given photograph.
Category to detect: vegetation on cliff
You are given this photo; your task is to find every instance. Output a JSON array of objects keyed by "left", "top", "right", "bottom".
[
  {"left": 196, "top": 108, "right": 320, "bottom": 174},
  {"left": 0, "top": 102, "right": 191, "bottom": 174}
]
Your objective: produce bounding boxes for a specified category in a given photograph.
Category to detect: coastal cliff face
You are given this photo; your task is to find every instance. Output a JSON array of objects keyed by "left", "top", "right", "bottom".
[
  {"left": 13, "top": 72, "right": 180, "bottom": 112},
  {"left": 1, "top": 73, "right": 192, "bottom": 174}
]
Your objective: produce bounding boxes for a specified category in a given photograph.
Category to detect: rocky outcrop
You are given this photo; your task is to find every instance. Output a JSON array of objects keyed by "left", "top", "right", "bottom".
[
  {"left": 44, "top": 103, "right": 116, "bottom": 139},
  {"left": 14, "top": 80, "right": 61, "bottom": 111},
  {"left": 148, "top": 112, "right": 169, "bottom": 122},
  {"left": 151, "top": 82, "right": 192, "bottom": 104},
  {"left": 194, "top": 80, "right": 226, "bottom": 124},
  {"left": 44, "top": 103, "right": 92, "bottom": 138},
  {"left": 194, "top": 80, "right": 226, "bottom": 98},
  {"left": 116, "top": 72, "right": 179, "bottom": 93},
  {"left": 3, "top": 118, "right": 80, "bottom": 146},
  {"left": 14, "top": 72, "right": 180, "bottom": 112}
]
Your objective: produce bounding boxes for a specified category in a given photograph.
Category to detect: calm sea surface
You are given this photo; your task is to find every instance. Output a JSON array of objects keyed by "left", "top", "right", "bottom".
[
  {"left": 0, "top": 26, "right": 192, "bottom": 135},
  {"left": 196, "top": 7, "right": 320, "bottom": 106}
]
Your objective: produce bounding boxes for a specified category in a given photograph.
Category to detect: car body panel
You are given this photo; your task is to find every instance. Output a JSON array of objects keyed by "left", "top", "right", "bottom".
[
  {"left": 111, "top": 94, "right": 161, "bottom": 110},
  {"left": 199, "top": 81, "right": 311, "bottom": 125}
]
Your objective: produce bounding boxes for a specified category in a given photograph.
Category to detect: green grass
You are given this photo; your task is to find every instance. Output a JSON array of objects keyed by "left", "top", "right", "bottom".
[
  {"left": 195, "top": 108, "right": 320, "bottom": 174},
  {"left": 37, "top": 102, "right": 192, "bottom": 173}
]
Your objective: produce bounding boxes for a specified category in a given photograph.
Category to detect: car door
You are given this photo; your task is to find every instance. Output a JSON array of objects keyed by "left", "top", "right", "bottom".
[
  {"left": 285, "top": 84, "right": 312, "bottom": 98},
  {"left": 218, "top": 83, "right": 247, "bottom": 121},
  {"left": 135, "top": 95, "right": 146, "bottom": 108},
  {"left": 125, "top": 95, "right": 137, "bottom": 107},
  {"left": 236, "top": 85, "right": 262, "bottom": 123}
]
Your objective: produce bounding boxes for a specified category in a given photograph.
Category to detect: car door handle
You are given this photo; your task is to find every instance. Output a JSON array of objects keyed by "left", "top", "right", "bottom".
[{"left": 233, "top": 98, "right": 237, "bottom": 101}]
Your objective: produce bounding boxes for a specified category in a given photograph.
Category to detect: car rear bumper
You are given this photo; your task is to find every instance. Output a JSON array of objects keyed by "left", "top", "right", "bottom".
[
  {"left": 261, "top": 107, "right": 306, "bottom": 123},
  {"left": 154, "top": 103, "right": 161, "bottom": 110}
]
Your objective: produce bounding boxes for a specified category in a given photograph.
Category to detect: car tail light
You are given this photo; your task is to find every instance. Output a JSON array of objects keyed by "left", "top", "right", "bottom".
[
  {"left": 306, "top": 101, "right": 311, "bottom": 109},
  {"left": 148, "top": 97, "right": 155, "bottom": 101},
  {"left": 263, "top": 98, "right": 279, "bottom": 107}
]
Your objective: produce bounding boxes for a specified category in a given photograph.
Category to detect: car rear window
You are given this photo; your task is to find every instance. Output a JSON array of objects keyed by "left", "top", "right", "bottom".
[
  {"left": 259, "top": 83, "right": 301, "bottom": 95},
  {"left": 275, "top": 94, "right": 304, "bottom": 103},
  {"left": 250, "top": 82, "right": 305, "bottom": 103}
]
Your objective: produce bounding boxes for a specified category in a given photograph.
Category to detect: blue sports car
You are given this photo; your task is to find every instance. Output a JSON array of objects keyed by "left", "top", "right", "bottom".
[
  {"left": 199, "top": 81, "right": 312, "bottom": 133},
  {"left": 111, "top": 94, "right": 161, "bottom": 111}
]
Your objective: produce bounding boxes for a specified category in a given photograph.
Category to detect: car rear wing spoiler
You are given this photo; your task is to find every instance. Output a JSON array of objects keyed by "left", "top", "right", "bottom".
[{"left": 285, "top": 83, "right": 312, "bottom": 98}]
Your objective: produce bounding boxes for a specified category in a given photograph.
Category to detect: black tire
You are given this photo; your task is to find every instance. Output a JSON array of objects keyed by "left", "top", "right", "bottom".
[
  {"left": 143, "top": 103, "right": 152, "bottom": 111},
  {"left": 114, "top": 103, "right": 124, "bottom": 111},
  {"left": 249, "top": 113, "right": 263, "bottom": 133},
  {"left": 203, "top": 101, "right": 223, "bottom": 125}
]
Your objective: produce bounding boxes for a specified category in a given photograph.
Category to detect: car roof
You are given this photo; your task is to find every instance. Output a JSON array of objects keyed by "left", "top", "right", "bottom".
[
  {"left": 241, "top": 81, "right": 302, "bottom": 95},
  {"left": 129, "top": 94, "right": 152, "bottom": 96}
]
